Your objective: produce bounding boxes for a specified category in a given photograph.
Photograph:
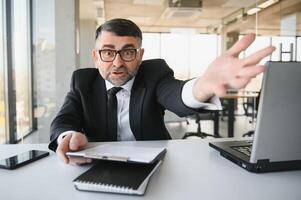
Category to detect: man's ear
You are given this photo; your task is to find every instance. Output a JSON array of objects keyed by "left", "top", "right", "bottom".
[
  {"left": 139, "top": 48, "right": 144, "bottom": 60},
  {"left": 137, "top": 48, "right": 144, "bottom": 66},
  {"left": 91, "top": 49, "right": 98, "bottom": 64}
]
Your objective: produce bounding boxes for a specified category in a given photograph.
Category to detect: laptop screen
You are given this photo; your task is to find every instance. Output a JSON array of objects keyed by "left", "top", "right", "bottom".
[{"left": 250, "top": 62, "right": 301, "bottom": 163}]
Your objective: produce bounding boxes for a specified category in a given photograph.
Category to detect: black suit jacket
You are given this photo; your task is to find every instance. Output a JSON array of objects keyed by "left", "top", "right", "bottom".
[{"left": 49, "top": 59, "right": 198, "bottom": 151}]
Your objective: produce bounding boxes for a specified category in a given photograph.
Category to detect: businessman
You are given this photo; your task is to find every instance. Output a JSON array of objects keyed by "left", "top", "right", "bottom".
[{"left": 49, "top": 18, "right": 275, "bottom": 165}]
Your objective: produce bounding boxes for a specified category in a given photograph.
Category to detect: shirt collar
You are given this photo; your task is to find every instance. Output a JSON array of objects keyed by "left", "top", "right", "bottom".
[{"left": 105, "top": 76, "right": 135, "bottom": 93}]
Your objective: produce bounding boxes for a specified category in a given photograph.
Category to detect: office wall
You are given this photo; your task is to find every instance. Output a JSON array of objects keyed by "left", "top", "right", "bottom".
[
  {"left": 79, "top": 19, "right": 96, "bottom": 68},
  {"left": 54, "top": 0, "right": 79, "bottom": 108}
]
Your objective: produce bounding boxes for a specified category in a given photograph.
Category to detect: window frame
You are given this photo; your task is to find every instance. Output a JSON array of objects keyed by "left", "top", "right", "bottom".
[{"left": 4, "top": 0, "right": 35, "bottom": 144}]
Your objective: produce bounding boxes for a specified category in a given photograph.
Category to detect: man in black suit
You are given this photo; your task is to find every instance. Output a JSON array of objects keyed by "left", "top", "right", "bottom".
[{"left": 49, "top": 18, "right": 275, "bottom": 165}]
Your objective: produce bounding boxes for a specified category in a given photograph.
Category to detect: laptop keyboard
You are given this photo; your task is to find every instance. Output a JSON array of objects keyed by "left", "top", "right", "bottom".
[{"left": 231, "top": 142, "right": 253, "bottom": 157}]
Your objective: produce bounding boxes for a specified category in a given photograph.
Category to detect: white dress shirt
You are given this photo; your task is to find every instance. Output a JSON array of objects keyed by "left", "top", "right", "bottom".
[
  {"left": 57, "top": 77, "right": 221, "bottom": 143},
  {"left": 105, "top": 77, "right": 136, "bottom": 141}
]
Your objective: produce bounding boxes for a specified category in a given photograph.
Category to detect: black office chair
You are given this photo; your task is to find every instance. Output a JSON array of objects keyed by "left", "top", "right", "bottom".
[
  {"left": 182, "top": 110, "right": 220, "bottom": 139},
  {"left": 242, "top": 90, "right": 261, "bottom": 137},
  {"left": 220, "top": 98, "right": 238, "bottom": 121}
]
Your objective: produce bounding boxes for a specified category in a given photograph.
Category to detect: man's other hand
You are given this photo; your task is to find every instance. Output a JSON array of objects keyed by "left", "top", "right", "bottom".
[
  {"left": 193, "top": 33, "right": 275, "bottom": 101},
  {"left": 56, "top": 132, "right": 91, "bottom": 165}
]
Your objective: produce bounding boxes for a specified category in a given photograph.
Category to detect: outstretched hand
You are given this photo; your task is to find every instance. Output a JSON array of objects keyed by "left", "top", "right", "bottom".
[
  {"left": 56, "top": 131, "right": 91, "bottom": 165},
  {"left": 193, "top": 33, "right": 275, "bottom": 101}
]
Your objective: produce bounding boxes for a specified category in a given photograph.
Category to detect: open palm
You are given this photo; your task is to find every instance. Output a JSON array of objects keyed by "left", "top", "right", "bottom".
[{"left": 193, "top": 33, "right": 275, "bottom": 100}]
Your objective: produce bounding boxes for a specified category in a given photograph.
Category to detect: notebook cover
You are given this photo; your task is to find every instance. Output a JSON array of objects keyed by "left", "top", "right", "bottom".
[{"left": 73, "top": 160, "right": 160, "bottom": 193}]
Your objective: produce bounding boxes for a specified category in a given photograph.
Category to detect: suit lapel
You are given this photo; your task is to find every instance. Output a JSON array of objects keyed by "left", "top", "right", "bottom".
[
  {"left": 129, "top": 74, "right": 146, "bottom": 141},
  {"left": 89, "top": 75, "right": 108, "bottom": 141}
]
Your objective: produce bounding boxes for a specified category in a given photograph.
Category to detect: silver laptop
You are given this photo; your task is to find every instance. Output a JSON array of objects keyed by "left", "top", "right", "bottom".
[{"left": 209, "top": 61, "right": 301, "bottom": 173}]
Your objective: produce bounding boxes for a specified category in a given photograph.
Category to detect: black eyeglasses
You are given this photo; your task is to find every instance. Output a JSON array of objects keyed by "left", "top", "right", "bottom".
[{"left": 98, "top": 48, "right": 140, "bottom": 62}]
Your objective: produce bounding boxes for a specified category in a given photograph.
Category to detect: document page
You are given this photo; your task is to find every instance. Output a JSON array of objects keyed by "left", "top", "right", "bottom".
[{"left": 66, "top": 144, "right": 166, "bottom": 163}]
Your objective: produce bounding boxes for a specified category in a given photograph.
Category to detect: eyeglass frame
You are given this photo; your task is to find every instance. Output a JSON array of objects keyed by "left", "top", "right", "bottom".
[{"left": 97, "top": 48, "right": 141, "bottom": 62}]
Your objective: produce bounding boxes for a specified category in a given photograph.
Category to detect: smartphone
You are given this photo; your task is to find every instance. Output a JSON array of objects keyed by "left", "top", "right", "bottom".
[{"left": 0, "top": 150, "right": 49, "bottom": 170}]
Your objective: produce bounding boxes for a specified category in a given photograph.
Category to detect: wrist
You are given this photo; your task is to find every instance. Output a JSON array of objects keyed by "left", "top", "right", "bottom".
[{"left": 193, "top": 77, "right": 215, "bottom": 102}]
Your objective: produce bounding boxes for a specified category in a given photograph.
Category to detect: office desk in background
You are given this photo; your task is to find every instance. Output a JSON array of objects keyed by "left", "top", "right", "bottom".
[
  {"left": 0, "top": 139, "right": 300, "bottom": 200},
  {"left": 221, "top": 91, "right": 259, "bottom": 137}
]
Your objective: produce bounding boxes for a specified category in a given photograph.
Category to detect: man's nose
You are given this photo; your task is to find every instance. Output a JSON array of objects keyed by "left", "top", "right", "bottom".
[{"left": 112, "top": 53, "right": 124, "bottom": 67}]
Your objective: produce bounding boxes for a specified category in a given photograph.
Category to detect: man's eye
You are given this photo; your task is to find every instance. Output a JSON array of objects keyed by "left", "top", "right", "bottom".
[
  {"left": 123, "top": 50, "right": 134, "bottom": 56},
  {"left": 103, "top": 50, "right": 114, "bottom": 56},
  {"left": 124, "top": 51, "right": 131, "bottom": 55}
]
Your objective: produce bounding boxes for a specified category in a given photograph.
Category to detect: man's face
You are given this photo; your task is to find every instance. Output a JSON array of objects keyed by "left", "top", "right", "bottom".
[{"left": 92, "top": 31, "right": 144, "bottom": 86}]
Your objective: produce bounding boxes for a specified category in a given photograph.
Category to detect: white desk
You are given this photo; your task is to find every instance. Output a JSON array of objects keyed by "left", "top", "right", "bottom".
[{"left": 1, "top": 139, "right": 301, "bottom": 200}]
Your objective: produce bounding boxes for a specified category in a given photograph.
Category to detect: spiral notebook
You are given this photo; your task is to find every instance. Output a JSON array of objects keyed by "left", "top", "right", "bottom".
[{"left": 73, "top": 159, "right": 162, "bottom": 195}]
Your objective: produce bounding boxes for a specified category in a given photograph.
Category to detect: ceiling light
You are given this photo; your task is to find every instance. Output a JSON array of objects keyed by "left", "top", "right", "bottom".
[
  {"left": 247, "top": 7, "right": 261, "bottom": 15},
  {"left": 133, "top": 0, "right": 164, "bottom": 5},
  {"left": 258, "top": 0, "right": 279, "bottom": 9}
]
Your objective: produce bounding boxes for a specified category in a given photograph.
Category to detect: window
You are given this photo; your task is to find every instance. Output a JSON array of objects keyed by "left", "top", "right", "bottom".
[
  {"left": 160, "top": 33, "right": 190, "bottom": 79},
  {"left": 1, "top": 0, "right": 35, "bottom": 143},
  {"left": 271, "top": 36, "right": 296, "bottom": 62},
  {"left": 142, "top": 33, "right": 161, "bottom": 60},
  {"left": 142, "top": 33, "right": 221, "bottom": 80},
  {"left": 188, "top": 34, "right": 220, "bottom": 78},
  {"left": 0, "top": 0, "right": 7, "bottom": 143},
  {"left": 243, "top": 36, "right": 271, "bottom": 91},
  {"left": 11, "top": 0, "right": 33, "bottom": 140}
]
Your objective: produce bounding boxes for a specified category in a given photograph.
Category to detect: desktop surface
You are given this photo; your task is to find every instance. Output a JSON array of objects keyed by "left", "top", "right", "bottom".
[{"left": 0, "top": 139, "right": 300, "bottom": 200}]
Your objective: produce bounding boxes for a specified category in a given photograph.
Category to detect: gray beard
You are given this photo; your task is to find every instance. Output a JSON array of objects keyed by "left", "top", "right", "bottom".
[{"left": 107, "top": 73, "right": 134, "bottom": 86}]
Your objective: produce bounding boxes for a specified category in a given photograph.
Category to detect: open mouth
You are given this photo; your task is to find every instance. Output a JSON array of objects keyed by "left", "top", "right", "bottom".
[{"left": 112, "top": 71, "right": 125, "bottom": 76}]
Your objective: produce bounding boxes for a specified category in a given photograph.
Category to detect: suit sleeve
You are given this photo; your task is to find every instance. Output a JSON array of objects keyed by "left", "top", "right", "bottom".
[
  {"left": 155, "top": 60, "right": 198, "bottom": 117},
  {"left": 48, "top": 71, "right": 84, "bottom": 151}
]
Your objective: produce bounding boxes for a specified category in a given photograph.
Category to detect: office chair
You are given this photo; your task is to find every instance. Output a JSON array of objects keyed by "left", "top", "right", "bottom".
[
  {"left": 220, "top": 98, "right": 238, "bottom": 121},
  {"left": 242, "top": 90, "right": 261, "bottom": 137},
  {"left": 182, "top": 110, "right": 220, "bottom": 139},
  {"left": 242, "top": 95, "right": 258, "bottom": 123}
]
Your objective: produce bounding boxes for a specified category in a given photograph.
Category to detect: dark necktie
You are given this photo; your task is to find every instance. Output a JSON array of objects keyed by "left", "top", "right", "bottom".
[{"left": 107, "top": 87, "right": 122, "bottom": 141}]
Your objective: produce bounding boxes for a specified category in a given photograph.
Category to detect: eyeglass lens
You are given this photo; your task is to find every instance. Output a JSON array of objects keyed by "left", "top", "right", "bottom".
[{"left": 99, "top": 49, "right": 137, "bottom": 62}]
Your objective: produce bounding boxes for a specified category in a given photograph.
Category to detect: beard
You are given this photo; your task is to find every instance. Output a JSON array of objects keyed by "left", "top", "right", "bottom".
[{"left": 105, "top": 65, "right": 138, "bottom": 86}]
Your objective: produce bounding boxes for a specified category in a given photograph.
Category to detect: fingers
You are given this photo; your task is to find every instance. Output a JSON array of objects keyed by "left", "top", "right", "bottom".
[
  {"left": 68, "top": 156, "right": 92, "bottom": 166},
  {"left": 69, "top": 132, "right": 88, "bottom": 151},
  {"left": 226, "top": 33, "right": 255, "bottom": 57},
  {"left": 230, "top": 78, "right": 251, "bottom": 90},
  {"left": 56, "top": 132, "right": 88, "bottom": 165},
  {"left": 242, "top": 46, "right": 275, "bottom": 66},
  {"left": 225, "top": 65, "right": 265, "bottom": 90},
  {"left": 237, "top": 65, "right": 266, "bottom": 78},
  {"left": 67, "top": 133, "right": 90, "bottom": 165},
  {"left": 197, "top": 34, "right": 275, "bottom": 96},
  {"left": 56, "top": 133, "right": 73, "bottom": 164}
]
